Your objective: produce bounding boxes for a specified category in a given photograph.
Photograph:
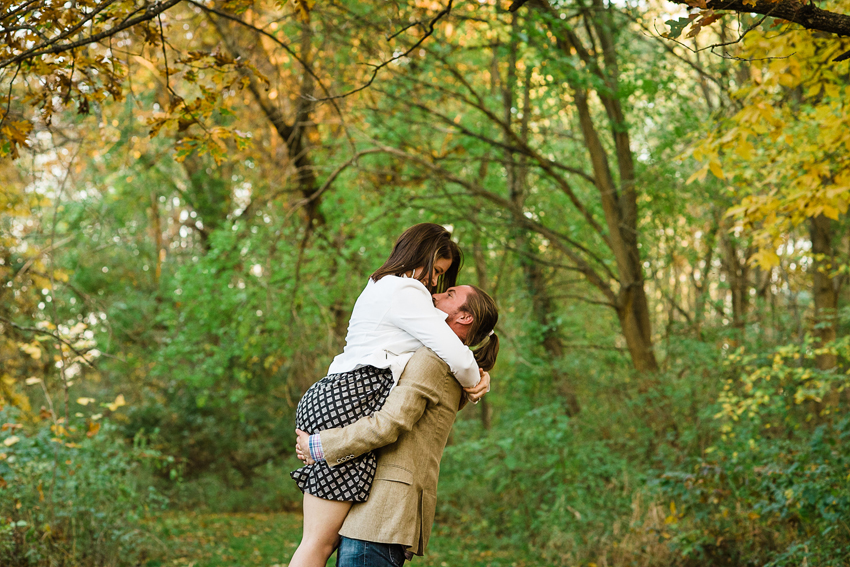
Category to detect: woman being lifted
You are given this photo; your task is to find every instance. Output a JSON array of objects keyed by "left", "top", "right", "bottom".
[{"left": 289, "top": 223, "right": 491, "bottom": 567}]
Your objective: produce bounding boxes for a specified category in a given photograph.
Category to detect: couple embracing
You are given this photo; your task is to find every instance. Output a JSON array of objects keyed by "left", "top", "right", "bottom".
[{"left": 288, "top": 223, "right": 500, "bottom": 567}]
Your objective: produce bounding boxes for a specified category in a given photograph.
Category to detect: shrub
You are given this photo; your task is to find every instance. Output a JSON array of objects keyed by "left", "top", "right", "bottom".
[
  {"left": 0, "top": 407, "right": 167, "bottom": 567},
  {"left": 439, "top": 401, "right": 654, "bottom": 565},
  {"left": 658, "top": 335, "right": 850, "bottom": 566}
]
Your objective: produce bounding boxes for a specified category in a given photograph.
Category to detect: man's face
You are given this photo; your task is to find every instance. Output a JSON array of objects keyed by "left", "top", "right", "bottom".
[{"left": 433, "top": 286, "right": 474, "bottom": 340}]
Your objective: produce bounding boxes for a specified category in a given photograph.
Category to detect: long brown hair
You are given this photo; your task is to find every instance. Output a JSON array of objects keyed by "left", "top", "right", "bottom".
[
  {"left": 371, "top": 223, "right": 462, "bottom": 293},
  {"left": 461, "top": 285, "right": 500, "bottom": 371}
]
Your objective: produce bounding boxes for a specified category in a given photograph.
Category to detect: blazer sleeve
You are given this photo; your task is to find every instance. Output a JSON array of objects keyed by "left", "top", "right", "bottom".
[
  {"left": 319, "top": 348, "right": 448, "bottom": 468},
  {"left": 385, "top": 281, "right": 481, "bottom": 388}
]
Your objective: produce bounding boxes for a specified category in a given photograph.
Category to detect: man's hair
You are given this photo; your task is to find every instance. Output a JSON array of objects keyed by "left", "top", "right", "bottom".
[
  {"left": 371, "top": 223, "right": 462, "bottom": 293},
  {"left": 461, "top": 286, "right": 499, "bottom": 371}
]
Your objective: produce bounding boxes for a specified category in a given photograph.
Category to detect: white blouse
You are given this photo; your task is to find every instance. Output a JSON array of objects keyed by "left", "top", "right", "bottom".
[{"left": 327, "top": 275, "right": 481, "bottom": 388}]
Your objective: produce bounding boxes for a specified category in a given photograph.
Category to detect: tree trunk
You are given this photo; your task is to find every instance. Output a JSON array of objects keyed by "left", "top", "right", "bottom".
[
  {"left": 557, "top": 3, "right": 659, "bottom": 372},
  {"left": 692, "top": 218, "right": 719, "bottom": 338},
  {"left": 811, "top": 214, "right": 838, "bottom": 370},
  {"left": 149, "top": 191, "right": 163, "bottom": 284},
  {"left": 617, "top": 285, "right": 658, "bottom": 372},
  {"left": 720, "top": 226, "right": 750, "bottom": 331},
  {"left": 503, "top": 17, "right": 581, "bottom": 413}
]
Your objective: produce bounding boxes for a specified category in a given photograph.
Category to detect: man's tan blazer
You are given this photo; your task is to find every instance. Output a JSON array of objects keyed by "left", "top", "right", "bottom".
[{"left": 319, "top": 347, "right": 462, "bottom": 556}]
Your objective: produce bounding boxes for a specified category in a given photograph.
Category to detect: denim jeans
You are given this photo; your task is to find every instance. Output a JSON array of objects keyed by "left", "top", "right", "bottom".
[{"left": 336, "top": 536, "right": 406, "bottom": 567}]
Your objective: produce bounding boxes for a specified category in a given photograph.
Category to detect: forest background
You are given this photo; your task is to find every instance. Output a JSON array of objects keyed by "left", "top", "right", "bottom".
[{"left": 2, "top": 0, "right": 850, "bottom": 565}]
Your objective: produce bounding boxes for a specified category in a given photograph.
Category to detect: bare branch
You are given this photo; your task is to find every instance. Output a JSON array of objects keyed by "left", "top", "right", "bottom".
[
  {"left": 311, "top": 0, "right": 455, "bottom": 101},
  {"left": 372, "top": 143, "right": 619, "bottom": 303}
]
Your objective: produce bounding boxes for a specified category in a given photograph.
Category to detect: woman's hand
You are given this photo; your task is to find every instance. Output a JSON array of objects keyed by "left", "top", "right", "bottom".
[
  {"left": 295, "top": 429, "right": 315, "bottom": 465},
  {"left": 463, "top": 369, "right": 490, "bottom": 403}
]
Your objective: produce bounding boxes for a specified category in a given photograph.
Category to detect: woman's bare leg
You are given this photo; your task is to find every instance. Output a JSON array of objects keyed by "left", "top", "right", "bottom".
[{"left": 288, "top": 493, "right": 352, "bottom": 567}]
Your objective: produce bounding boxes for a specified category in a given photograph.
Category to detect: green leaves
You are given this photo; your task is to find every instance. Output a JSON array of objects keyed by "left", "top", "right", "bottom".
[
  {"left": 663, "top": 17, "right": 693, "bottom": 39},
  {"left": 0, "top": 406, "right": 168, "bottom": 565}
]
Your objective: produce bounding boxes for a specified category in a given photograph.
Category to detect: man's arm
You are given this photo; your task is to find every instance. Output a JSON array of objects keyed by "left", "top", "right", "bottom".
[{"left": 313, "top": 348, "right": 447, "bottom": 467}]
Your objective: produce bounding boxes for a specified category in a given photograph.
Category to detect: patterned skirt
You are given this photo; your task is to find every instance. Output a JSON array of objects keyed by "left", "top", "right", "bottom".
[{"left": 290, "top": 365, "right": 394, "bottom": 502}]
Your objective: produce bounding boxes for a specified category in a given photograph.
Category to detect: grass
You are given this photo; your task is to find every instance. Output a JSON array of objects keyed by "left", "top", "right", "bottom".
[{"left": 143, "top": 512, "right": 538, "bottom": 567}]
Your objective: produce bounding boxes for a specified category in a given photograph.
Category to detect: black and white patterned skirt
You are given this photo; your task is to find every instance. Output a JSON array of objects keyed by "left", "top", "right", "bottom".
[{"left": 290, "top": 365, "right": 394, "bottom": 502}]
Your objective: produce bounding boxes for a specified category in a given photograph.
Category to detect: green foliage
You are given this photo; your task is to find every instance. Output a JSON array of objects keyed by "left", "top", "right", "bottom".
[
  {"left": 440, "top": 403, "right": 638, "bottom": 563},
  {"left": 0, "top": 408, "right": 167, "bottom": 566},
  {"left": 433, "top": 333, "right": 721, "bottom": 565},
  {"left": 658, "top": 335, "right": 850, "bottom": 566},
  {"left": 168, "top": 461, "right": 304, "bottom": 514},
  {"left": 434, "top": 326, "right": 850, "bottom": 565}
]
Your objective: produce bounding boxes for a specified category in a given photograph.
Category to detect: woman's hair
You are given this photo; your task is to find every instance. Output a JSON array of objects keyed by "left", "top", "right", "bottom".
[
  {"left": 371, "top": 223, "right": 462, "bottom": 293},
  {"left": 461, "top": 285, "right": 500, "bottom": 372}
]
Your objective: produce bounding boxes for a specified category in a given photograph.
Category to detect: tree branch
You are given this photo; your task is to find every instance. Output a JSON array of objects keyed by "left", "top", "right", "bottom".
[
  {"left": 0, "top": 315, "right": 97, "bottom": 368},
  {"left": 667, "top": 0, "right": 850, "bottom": 38},
  {"left": 372, "top": 143, "right": 619, "bottom": 303},
  {"left": 0, "top": 0, "right": 184, "bottom": 71},
  {"left": 311, "top": 0, "right": 454, "bottom": 101},
  {"left": 510, "top": 0, "right": 850, "bottom": 37}
]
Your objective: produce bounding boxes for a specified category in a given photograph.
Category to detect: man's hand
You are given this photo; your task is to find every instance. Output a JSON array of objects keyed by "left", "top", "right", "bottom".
[
  {"left": 295, "top": 428, "right": 315, "bottom": 465},
  {"left": 463, "top": 369, "right": 490, "bottom": 403}
]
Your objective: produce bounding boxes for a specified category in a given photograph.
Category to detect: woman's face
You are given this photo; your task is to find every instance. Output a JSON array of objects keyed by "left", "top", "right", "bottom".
[{"left": 413, "top": 256, "right": 452, "bottom": 287}]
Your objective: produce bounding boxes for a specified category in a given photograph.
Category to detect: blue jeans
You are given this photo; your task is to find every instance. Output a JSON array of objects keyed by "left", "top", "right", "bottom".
[{"left": 336, "top": 536, "right": 406, "bottom": 567}]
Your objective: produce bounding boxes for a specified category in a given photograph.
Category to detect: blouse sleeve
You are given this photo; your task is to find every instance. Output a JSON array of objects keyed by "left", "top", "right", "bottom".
[{"left": 385, "top": 280, "right": 481, "bottom": 388}]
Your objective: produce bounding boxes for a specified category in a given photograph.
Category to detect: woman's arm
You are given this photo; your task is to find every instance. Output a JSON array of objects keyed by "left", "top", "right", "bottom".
[{"left": 386, "top": 281, "right": 481, "bottom": 388}]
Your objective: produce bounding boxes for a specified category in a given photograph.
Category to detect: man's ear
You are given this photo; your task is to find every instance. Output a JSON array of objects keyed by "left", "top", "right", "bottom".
[{"left": 457, "top": 311, "right": 474, "bottom": 326}]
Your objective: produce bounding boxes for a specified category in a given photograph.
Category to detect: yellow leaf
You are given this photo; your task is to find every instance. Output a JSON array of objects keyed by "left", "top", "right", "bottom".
[
  {"left": 51, "top": 424, "right": 68, "bottom": 436},
  {"left": 19, "top": 343, "right": 42, "bottom": 360},
  {"left": 709, "top": 161, "right": 725, "bottom": 180},
  {"left": 686, "top": 165, "right": 709, "bottom": 185},
  {"left": 726, "top": 205, "right": 747, "bottom": 218},
  {"left": 692, "top": 146, "right": 704, "bottom": 162},
  {"left": 825, "top": 184, "right": 850, "bottom": 199},
  {"left": 806, "top": 83, "right": 822, "bottom": 98},
  {"left": 106, "top": 394, "right": 126, "bottom": 411},
  {"left": 736, "top": 140, "right": 754, "bottom": 161},
  {"left": 76, "top": 397, "right": 95, "bottom": 406},
  {"left": 822, "top": 204, "right": 840, "bottom": 220},
  {"left": 293, "top": 0, "right": 315, "bottom": 22},
  {"left": 751, "top": 250, "right": 781, "bottom": 270},
  {"left": 3, "top": 436, "right": 20, "bottom": 447},
  {"left": 87, "top": 421, "right": 101, "bottom": 438},
  {"left": 825, "top": 84, "right": 840, "bottom": 99}
]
